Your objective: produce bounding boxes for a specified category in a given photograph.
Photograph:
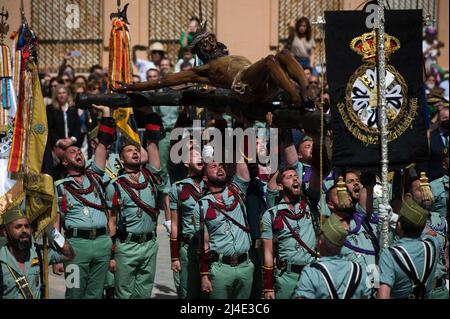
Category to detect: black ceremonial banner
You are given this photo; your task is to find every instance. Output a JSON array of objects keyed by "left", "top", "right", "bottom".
[{"left": 325, "top": 10, "right": 429, "bottom": 168}]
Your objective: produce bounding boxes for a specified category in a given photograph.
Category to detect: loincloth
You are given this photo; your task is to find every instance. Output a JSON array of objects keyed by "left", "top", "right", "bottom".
[{"left": 231, "top": 66, "right": 252, "bottom": 96}]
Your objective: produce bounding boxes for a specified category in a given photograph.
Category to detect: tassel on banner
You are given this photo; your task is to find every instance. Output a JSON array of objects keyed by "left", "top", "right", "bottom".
[{"left": 419, "top": 172, "right": 434, "bottom": 203}]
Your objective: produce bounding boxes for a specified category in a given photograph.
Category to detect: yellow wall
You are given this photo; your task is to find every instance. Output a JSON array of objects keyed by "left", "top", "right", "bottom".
[
  {"left": 216, "top": 0, "right": 276, "bottom": 63},
  {"left": 0, "top": 0, "right": 448, "bottom": 70}
]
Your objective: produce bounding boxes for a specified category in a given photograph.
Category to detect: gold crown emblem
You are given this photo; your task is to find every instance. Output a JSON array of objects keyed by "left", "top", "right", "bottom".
[{"left": 350, "top": 30, "right": 400, "bottom": 62}]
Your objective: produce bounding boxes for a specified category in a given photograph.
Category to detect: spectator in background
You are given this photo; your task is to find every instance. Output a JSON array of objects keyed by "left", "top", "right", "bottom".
[
  {"left": 132, "top": 42, "right": 167, "bottom": 81},
  {"left": 423, "top": 26, "right": 445, "bottom": 82},
  {"left": 423, "top": 101, "right": 449, "bottom": 181},
  {"left": 43, "top": 76, "right": 63, "bottom": 106},
  {"left": 61, "top": 74, "right": 73, "bottom": 89},
  {"left": 160, "top": 58, "right": 174, "bottom": 77},
  {"left": 149, "top": 42, "right": 166, "bottom": 69},
  {"left": 73, "top": 75, "right": 88, "bottom": 91},
  {"left": 58, "top": 52, "right": 77, "bottom": 80},
  {"left": 46, "top": 85, "right": 82, "bottom": 179},
  {"left": 303, "top": 66, "right": 313, "bottom": 80},
  {"left": 178, "top": 17, "right": 200, "bottom": 60},
  {"left": 425, "top": 74, "right": 438, "bottom": 94},
  {"left": 90, "top": 64, "right": 104, "bottom": 78},
  {"left": 180, "top": 61, "right": 193, "bottom": 72},
  {"left": 308, "top": 75, "right": 321, "bottom": 105},
  {"left": 146, "top": 68, "right": 161, "bottom": 82},
  {"left": 175, "top": 47, "right": 196, "bottom": 72},
  {"left": 286, "top": 17, "right": 316, "bottom": 70},
  {"left": 132, "top": 74, "right": 141, "bottom": 84}
]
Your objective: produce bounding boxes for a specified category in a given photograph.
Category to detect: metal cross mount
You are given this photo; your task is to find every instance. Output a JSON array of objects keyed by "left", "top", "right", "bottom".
[
  {"left": 0, "top": 6, "right": 9, "bottom": 44},
  {"left": 110, "top": 0, "right": 130, "bottom": 25}
]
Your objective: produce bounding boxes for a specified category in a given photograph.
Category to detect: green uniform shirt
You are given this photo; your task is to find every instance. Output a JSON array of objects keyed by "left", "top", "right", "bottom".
[
  {"left": 86, "top": 153, "right": 123, "bottom": 184},
  {"left": 430, "top": 175, "right": 448, "bottom": 218},
  {"left": 55, "top": 162, "right": 108, "bottom": 230},
  {"left": 106, "top": 164, "right": 163, "bottom": 235},
  {"left": 0, "top": 242, "right": 62, "bottom": 299},
  {"left": 294, "top": 255, "right": 371, "bottom": 299},
  {"left": 169, "top": 177, "right": 205, "bottom": 238},
  {"left": 153, "top": 105, "right": 181, "bottom": 131},
  {"left": 379, "top": 235, "right": 440, "bottom": 299},
  {"left": 193, "top": 175, "right": 251, "bottom": 256},
  {"left": 341, "top": 211, "right": 379, "bottom": 271},
  {"left": 261, "top": 199, "right": 317, "bottom": 266},
  {"left": 424, "top": 212, "right": 448, "bottom": 280}
]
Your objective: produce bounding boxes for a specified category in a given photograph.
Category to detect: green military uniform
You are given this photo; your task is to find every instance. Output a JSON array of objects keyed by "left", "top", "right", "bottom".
[
  {"left": 0, "top": 241, "right": 62, "bottom": 299},
  {"left": 153, "top": 105, "right": 181, "bottom": 193},
  {"left": 245, "top": 172, "right": 271, "bottom": 299},
  {"left": 294, "top": 214, "right": 371, "bottom": 299},
  {"left": 86, "top": 152, "right": 123, "bottom": 295},
  {"left": 55, "top": 162, "right": 112, "bottom": 299},
  {"left": 379, "top": 198, "right": 440, "bottom": 299},
  {"left": 86, "top": 153, "right": 123, "bottom": 185},
  {"left": 169, "top": 177, "right": 205, "bottom": 299},
  {"left": 106, "top": 164, "right": 163, "bottom": 299},
  {"left": 0, "top": 206, "right": 63, "bottom": 299},
  {"left": 0, "top": 236, "right": 6, "bottom": 249},
  {"left": 430, "top": 175, "right": 448, "bottom": 218},
  {"left": 193, "top": 175, "right": 253, "bottom": 299},
  {"left": 424, "top": 211, "right": 449, "bottom": 299},
  {"left": 261, "top": 197, "right": 318, "bottom": 299},
  {"left": 340, "top": 210, "right": 379, "bottom": 274}
]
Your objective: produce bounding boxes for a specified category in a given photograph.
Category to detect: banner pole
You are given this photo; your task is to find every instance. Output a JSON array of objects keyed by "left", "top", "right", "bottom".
[
  {"left": 377, "top": 0, "right": 390, "bottom": 250},
  {"left": 43, "top": 233, "right": 49, "bottom": 299}
]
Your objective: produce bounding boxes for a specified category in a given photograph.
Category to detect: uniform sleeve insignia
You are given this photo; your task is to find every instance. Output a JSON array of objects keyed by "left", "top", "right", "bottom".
[{"left": 31, "top": 257, "right": 40, "bottom": 267}]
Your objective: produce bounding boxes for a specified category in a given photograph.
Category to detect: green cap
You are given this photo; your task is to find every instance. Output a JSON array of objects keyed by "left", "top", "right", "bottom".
[
  {"left": 322, "top": 214, "right": 348, "bottom": 247},
  {"left": 399, "top": 197, "right": 429, "bottom": 227},
  {"left": 1, "top": 205, "right": 27, "bottom": 225},
  {"left": 301, "top": 135, "right": 313, "bottom": 143}
]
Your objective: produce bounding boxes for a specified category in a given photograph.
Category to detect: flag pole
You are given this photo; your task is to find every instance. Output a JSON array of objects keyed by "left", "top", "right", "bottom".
[
  {"left": 43, "top": 234, "right": 49, "bottom": 298},
  {"left": 377, "top": 0, "right": 390, "bottom": 249}
]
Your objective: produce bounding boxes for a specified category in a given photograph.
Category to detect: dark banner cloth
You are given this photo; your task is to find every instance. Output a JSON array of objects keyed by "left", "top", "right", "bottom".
[{"left": 325, "top": 10, "right": 429, "bottom": 169}]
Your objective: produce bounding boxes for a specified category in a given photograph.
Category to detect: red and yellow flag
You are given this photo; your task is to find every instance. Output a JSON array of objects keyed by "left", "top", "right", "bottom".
[{"left": 108, "top": 18, "right": 140, "bottom": 145}]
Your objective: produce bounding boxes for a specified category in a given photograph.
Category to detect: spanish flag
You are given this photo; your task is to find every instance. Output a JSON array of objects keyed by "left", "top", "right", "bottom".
[
  {"left": 108, "top": 18, "right": 140, "bottom": 145},
  {"left": 3, "top": 22, "right": 56, "bottom": 237},
  {"left": 0, "top": 39, "right": 23, "bottom": 221}
]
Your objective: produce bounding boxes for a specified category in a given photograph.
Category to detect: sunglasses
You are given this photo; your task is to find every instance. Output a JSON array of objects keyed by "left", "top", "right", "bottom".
[{"left": 309, "top": 81, "right": 319, "bottom": 84}]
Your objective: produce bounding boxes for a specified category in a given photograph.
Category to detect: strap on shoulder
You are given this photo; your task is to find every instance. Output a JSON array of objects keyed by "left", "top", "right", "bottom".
[
  {"left": 344, "top": 262, "right": 362, "bottom": 299},
  {"left": 389, "top": 246, "right": 421, "bottom": 285},
  {"left": 310, "top": 263, "right": 339, "bottom": 299}
]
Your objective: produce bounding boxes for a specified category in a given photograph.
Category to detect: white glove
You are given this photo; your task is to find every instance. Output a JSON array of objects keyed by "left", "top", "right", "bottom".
[
  {"left": 163, "top": 220, "right": 171, "bottom": 235},
  {"left": 202, "top": 144, "right": 214, "bottom": 162},
  {"left": 378, "top": 204, "right": 398, "bottom": 229},
  {"left": 46, "top": 226, "right": 65, "bottom": 249},
  {"left": 378, "top": 203, "right": 392, "bottom": 220}
]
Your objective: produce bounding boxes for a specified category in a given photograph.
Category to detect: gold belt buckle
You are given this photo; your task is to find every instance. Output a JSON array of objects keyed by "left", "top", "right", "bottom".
[{"left": 89, "top": 228, "right": 97, "bottom": 239}]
